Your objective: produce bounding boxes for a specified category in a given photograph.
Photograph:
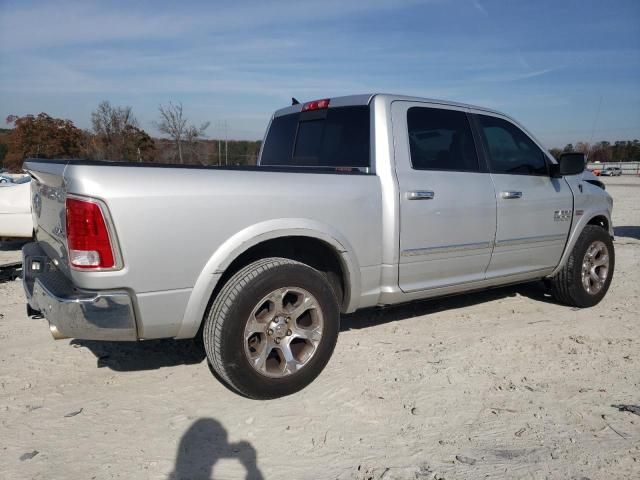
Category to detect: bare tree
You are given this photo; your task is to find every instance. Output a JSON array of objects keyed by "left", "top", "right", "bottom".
[
  {"left": 91, "top": 101, "right": 139, "bottom": 160},
  {"left": 575, "top": 141, "right": 591, "bottom": 157},
  {"left": 184, "top": 122, "right": 211, "bottom": 164},
  {"left": 155, "top": 102, "right": 209, "bottom": 164}
]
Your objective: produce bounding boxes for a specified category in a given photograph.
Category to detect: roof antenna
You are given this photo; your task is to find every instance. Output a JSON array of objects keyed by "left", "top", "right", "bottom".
[
  {"left": 291, "top": 97, "right": 300, "bottom": 105},
  {"left": 587, "top": 94, "right": 603, "bottom": 161}
]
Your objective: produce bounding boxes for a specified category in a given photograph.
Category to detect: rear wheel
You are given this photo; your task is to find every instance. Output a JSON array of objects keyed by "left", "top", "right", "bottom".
[
  {"left": 202, "top": 258, "right": 340, "bottom": 399},
  {"left": 550, "top": 225, "right": 614, "bottom": 307}
]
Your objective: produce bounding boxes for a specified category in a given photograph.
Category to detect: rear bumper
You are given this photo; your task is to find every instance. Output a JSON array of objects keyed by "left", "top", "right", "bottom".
[{"left": 22, "top": 242, "right": 137, "bottom": 341}]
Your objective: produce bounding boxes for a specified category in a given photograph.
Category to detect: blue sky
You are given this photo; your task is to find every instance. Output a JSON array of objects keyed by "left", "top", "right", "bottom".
[{"left": 0, "top": 0, "right": 638, "bottom": 147}]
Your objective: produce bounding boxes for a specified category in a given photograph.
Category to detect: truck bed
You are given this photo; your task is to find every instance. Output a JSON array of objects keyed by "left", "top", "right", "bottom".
[{"left": 24, "top": 158, "right": 383, "bottom": 339}]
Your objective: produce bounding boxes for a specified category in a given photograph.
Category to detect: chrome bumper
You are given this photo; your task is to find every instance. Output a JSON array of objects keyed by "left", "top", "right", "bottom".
[{"left": 22, "top": 242, "right": 137, "bottom": 341}]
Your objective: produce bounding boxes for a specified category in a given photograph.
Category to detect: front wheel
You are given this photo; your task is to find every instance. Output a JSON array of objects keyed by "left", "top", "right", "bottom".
[
  {"left": 202, "top": 258, "right": 340, "bottom": 399},
  {"left": 549, "top": 225, "right": 615, "bottom": 308}
]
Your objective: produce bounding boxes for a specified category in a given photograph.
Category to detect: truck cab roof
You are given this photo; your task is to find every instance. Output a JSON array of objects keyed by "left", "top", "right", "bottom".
[{"left": 274, "top": 93, "right": 507, "bottom": 118}]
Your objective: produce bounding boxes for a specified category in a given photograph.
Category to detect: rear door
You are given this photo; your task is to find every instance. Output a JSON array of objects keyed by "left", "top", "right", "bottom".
[
  {"left": 392, "top": 102, "right": 497, "bottom": 292},
  {"left": 471, "top": 113, "right": 573, "bottom": 277}
]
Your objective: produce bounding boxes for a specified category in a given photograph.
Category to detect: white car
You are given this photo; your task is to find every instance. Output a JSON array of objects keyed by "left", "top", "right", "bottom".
[
  {"left": 601, "top": 167, "right": 622, "bottom": 176},
  {"left": 0, "top": 175, "right": 33, "bottom": 238}
]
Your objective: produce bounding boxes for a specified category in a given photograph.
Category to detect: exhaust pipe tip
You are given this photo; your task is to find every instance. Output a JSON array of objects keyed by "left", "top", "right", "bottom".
[{"left": 49, "top": 324, "right": 69, "bottom": 340}]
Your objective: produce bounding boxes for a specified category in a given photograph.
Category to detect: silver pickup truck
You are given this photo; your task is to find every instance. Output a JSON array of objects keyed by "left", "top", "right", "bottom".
[{"left": 22, "top": 94, "right": 614, "bottom": 399}]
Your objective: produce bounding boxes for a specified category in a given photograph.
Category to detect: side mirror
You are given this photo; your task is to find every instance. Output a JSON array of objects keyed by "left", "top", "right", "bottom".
[{"left": 550, "top": 152, "right": 586, "bottom": 177}]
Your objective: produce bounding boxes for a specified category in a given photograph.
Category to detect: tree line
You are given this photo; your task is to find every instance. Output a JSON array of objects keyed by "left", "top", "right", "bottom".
[
  {"left": 549, "top": 140, "right": 640, "bottom": 163},
  {"left": 1, "top": 103, "right": 639, "bottom": 171},
  {"left": 0, "top": 101, "right": 261, "bottom": 172}
]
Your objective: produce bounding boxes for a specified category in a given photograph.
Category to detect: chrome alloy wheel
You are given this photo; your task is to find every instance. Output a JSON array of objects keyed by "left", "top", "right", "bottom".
[
  {"left": 243, "top": 287, "right": 324, "bottom": 378},
  {"left": 581, "top": 240, "right": 610, "bottom": 295}
]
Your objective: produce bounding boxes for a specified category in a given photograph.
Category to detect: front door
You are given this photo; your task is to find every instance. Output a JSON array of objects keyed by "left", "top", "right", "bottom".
[
  {"left": 471, "top": 112, "right": 573, "bottom": 277},
  {"left": 392, "top": 102, "right": 497, "bottom": 292}
]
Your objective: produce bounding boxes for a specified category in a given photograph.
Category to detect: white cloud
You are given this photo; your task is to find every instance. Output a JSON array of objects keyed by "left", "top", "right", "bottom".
[
  {"left": 470, "top": 0, "right": 488, "bottom": 17},
  {"left": 0, "top": 3, "right": 189, "bottom": 52},
  {"left": 0, "top": 0, "right": 435, "bottom": 52},
  {"left": 475, "top": 67, "right": 559, "bottom": 82}
]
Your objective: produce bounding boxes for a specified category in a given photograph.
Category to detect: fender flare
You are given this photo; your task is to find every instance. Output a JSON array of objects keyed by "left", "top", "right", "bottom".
[
  {"left": 175, "top": 219, "right": 362, "bottom": 339},
  {"left": 549, "top": 209, "right": 613, "bottom": 277}
]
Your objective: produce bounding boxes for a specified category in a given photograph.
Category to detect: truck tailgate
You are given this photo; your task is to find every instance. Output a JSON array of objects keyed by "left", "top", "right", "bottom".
[{"left": 25, "top": 160, "right": 71, "bottom": 277}]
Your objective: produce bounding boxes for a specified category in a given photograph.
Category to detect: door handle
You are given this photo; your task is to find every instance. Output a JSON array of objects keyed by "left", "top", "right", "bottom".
[
  {"left": 501, "top": 191, "right": 522, "bottom": 199},
  {"left": 407, "top": 190, "right": 435, "bottom": 200}
]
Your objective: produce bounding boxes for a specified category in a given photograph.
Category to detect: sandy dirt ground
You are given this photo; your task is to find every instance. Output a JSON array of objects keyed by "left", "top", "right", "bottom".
[{"left": 1, "top": 176, "right": 639, "bottom": 480}]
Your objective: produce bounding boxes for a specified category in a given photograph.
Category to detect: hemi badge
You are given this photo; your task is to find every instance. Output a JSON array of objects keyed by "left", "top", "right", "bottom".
[
  {"left": 554, "top": 210, "right": 571, "bottom": 221},
  {"left": 575, "top": 209, "right": 584, "bottom": 216}
]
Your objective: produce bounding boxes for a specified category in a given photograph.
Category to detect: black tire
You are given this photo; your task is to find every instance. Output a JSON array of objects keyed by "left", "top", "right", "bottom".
[
  {"left": 202, "top": 257, "right": 340, "bottom": 399},
  {"left": 550, "top": 225, "right": 615, "bottom": 307}
]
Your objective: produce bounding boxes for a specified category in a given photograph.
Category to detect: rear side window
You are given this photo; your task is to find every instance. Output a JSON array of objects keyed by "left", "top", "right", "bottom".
[
  {"left": 261, "top": 106, "right": 370, "bottom": 168},
  {"left": 475, "top": 114, "right": 548, "bottom": 175},
  {"left": 407, "top": 107, "right": 479, "bottom": 172},
  {"left": 260, "top": 113, "right": 298, "bottom": 164}
]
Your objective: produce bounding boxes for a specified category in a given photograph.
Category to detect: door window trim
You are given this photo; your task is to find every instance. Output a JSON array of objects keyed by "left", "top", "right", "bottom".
[
  {"left": 405, "top": 106, "right": 483, "bottom": 173},
  {"left": 470, "top": 112, "right": 551, "bottom": 177}
]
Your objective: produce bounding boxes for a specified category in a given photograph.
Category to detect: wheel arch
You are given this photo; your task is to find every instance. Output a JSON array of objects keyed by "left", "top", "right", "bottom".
[
  {"left": 549, "top": 209, "right": 613, "bottom": 278},
  {"left": 586, "top": 214, "right": 609, "bottom": 232},
  {"left": 175, "top": 219, "right": 362, "bottom": 339}
]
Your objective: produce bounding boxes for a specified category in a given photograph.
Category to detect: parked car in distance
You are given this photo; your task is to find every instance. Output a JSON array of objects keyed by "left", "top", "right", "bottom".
[
  {"left": 601, "top": 167, "right": 622, "bottom": 176},
  {"left": 1, "top": 174, "right": 31, "bottom": 184},
  {"left": 21, "top": 94, "right": 615, "bottom": 399},
  {"left": 0, "top": 175, "right": 33, "bottom": 238}
]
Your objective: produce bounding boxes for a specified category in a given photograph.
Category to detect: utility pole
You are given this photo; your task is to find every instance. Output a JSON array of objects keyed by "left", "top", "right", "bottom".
[
  {"left": 215, "top": 120, "right": 229, "bottom": 166},
  {"left": 224, "top": 120, "right": 228, "bottom": 166}
]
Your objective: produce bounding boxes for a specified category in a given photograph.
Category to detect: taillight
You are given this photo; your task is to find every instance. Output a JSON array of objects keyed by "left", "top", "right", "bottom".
[
  {"left": 302, "top": 98, "right": 330, "bottom": 112},
  {"left": 65, "top": 197, "right": 115, "bottom": 269}
]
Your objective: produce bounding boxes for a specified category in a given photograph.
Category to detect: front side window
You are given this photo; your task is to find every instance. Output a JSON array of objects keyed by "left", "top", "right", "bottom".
[
  {"left": 407, "top": 107, "right": 479, "bottom": 172},
  {"left": 475, "top": 114, "right": 548, "bottom": 175}
]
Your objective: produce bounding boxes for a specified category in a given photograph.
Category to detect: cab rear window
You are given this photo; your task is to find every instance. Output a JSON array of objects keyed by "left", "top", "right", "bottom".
[{"left": 260, "top": 106, "right": 370, "bottom": 168}]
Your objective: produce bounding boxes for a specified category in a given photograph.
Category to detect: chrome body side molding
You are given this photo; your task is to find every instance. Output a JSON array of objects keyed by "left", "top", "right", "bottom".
[{"left": 401, "top": 241, "right": 492, "bottom": 257}]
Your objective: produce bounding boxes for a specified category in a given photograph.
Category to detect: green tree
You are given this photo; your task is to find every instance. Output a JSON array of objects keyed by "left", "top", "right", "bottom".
[{"left": 123, "top": 125, "right": 155, "bottom": 162}]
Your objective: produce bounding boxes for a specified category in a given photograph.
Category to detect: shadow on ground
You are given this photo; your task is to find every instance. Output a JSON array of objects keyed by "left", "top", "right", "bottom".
[
  {"left": 71, "top": 338, "right": 206, "bottom": 371},
  {"left": 73, "top": 281, "right": 553, "bottom": 371},
  {"left": 0, "top": 239, "right": 30, "bottom": 251},
  {"left": 614, "top": 225, "right": 640, "bottom": 240},
  {"left": 168, "top": 417, "right": 264, "bottom": 480},
  {"left": 341, "top": 280, "right": 551, "bottom": 331}
]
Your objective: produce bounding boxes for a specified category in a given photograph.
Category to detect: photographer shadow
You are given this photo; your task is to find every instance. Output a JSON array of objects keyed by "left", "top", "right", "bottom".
[{"left": 169, "top": 418, "right": 264, "bottom": 480}]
